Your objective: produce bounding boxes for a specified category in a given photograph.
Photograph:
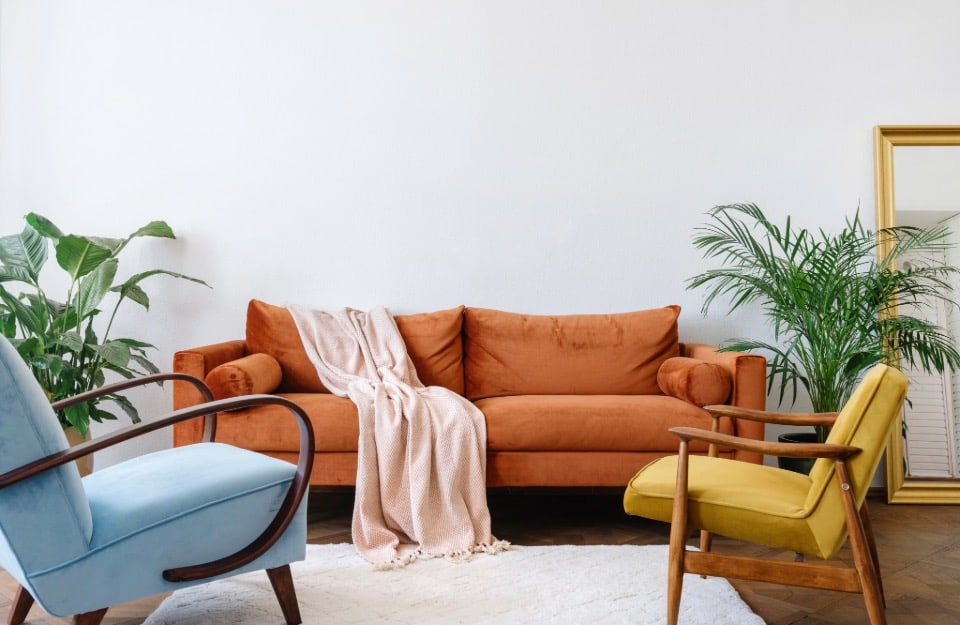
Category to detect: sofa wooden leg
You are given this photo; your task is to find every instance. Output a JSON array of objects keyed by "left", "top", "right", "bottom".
[
  {"left": 267, "top": 564, "right": 302, "bottom": 625},
  {"left": 7, "top": 585, "right": 34, "bottom": 625}
]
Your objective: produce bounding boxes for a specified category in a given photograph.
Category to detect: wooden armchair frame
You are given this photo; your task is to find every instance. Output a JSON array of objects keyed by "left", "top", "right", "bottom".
[
  {"left": 0, "top": 373, "right": 315, "bottom": 625},
  {"left": 664, "top": 405, "right": 886, "bottom": 625}
]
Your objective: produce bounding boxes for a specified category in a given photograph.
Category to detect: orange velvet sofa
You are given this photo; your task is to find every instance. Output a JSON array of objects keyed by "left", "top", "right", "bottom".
[{"left": 172, "top": 300, "right": 767, "bottom": 488}]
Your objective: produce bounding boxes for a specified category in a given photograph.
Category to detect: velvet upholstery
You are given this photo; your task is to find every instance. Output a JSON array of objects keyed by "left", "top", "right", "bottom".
[
  {"left": 463, "top": 306, "right": 681, "bottom": 399},
  {"left": 205, "top": 393, "right": 360, "bottom": 453},
  {"left": 623, "top": 364, "right": 907, "bottom": 559},
  {"left": 486, "top": 449, "right": 732, "bottom": 487},
  {"left": 477, "top": 395, "right": 733, "bottom": 452},
  {"left": 657, "top": 356, "right": 732, "bottom": 407},
  {"left": 623, "top": 365, "right": 907, "bottom": 625},
  {"left": 246, "top": 299, "right": 329, "bottom": 393},
  {"left": 174, "top": 303, "right": 768, "bottom": 487},
  {"left": 250, "top": 449, "right": 744, "bottom": 489},
  {"left": 30, "top": 445, "right": 306, "bottom": 616},
  {"left": 392, "top": 305, "right": 466, "bottom": 394},
  {"left": 245, "top": 300, "right": 466, "bottom": 394},
  {"left": 198, "top": 393, "right": 738, "bottom": 456},
  {"left": 172, "top": 339, "right": 247, "bottom": 447},
  {"left": 0, "top": 338, "right": 93, "bottom": 582},
  {"left": 206, "top": 352, "right": 284, "bottom": 399},
  {"left": 680, "top": 343, "right": 766, "bottom": 464},
  {"left": 0, "top": 335, "right": 311, "bottom": 622}
]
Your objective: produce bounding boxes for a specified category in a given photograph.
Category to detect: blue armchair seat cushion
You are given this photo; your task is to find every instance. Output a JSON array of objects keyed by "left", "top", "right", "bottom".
[{"left": 24, "top": 443, "right": 307, "bottom": 617}]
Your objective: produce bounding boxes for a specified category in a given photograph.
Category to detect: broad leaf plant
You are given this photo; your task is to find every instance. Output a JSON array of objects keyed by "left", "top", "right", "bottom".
[{"left": 0, "top": 213, "right": 208, "bottom": 436}]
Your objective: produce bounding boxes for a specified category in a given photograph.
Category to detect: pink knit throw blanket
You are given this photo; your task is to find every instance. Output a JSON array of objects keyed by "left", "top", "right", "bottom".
[{"left": 287, "top": 305, "right": 507, "bottom": 567}]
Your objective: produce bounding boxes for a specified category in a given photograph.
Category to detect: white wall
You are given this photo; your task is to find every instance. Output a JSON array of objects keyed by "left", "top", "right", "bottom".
[{"left": 2, "top": 1, "right": 960, "bottom": 467}]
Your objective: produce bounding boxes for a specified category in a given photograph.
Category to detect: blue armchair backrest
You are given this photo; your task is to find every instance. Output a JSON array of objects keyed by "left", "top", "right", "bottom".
[{"left": 0, "top": 336, "right": 93, "bottom": 585}]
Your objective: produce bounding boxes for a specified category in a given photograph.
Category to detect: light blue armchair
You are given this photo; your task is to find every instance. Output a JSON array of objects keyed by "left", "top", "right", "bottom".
[{"left": 0, "top": 336, "right": 315, "bottom": 625}]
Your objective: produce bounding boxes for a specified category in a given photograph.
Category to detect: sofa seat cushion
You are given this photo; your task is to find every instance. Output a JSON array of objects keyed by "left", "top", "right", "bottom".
[
  {"left": 213, "top": 393, "right": 360, "bottom": 453},
  {"left": 463, "top": 306, "right": 681, "bottom": 400},
  {"left": 213, "top": 393, "right": 732, "bottom": 456},
  {"left": 476, "top": 394, "right": 733, "bottom": 453}
]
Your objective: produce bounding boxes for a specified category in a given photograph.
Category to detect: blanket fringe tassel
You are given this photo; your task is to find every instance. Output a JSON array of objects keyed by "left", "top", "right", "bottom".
[{"left": 373, "top": 539, "right": 511, "bottom": 571}]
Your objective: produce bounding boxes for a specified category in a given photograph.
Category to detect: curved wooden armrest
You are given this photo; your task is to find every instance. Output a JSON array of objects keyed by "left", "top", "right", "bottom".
[
  {"left": 669, "top": 426, "right": 862, "bottom": 460},
  {"left": 51, "top": 372, "right": 218, "bottom": 442},
  {"left": 0, "top": 394, "right": 315, "bottom": 584},
  {"left": 704, "top": 405, "right": 839, "bottom": 427}
]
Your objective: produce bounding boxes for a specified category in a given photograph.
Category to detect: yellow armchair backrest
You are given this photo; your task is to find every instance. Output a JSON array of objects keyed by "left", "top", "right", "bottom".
[{"left": 802, "top": 364, "right": 908, "bottom": 558}]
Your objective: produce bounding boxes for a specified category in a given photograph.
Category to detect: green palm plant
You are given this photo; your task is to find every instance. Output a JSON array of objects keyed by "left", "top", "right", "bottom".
[
  {"left": 689, "top": 202, "right": 960, "bottom": 442},
  {"left": 0, "top": 213, "right": 208, "bottom": 436}
]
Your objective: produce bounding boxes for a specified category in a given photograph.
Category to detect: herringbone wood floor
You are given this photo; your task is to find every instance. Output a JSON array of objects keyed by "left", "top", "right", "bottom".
[{"left": 4, "top": 489, "right": 960, "bottom": 624}]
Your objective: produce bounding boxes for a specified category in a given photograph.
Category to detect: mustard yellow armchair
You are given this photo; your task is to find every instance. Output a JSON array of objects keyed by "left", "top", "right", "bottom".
[{"left": 624, "top": 364, "right": 907, "bottom": 625}]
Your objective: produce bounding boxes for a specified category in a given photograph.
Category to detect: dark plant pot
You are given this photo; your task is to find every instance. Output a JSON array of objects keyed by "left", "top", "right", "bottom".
[{"left": 777, "top": 432, "right": 818, "bottom": 475}]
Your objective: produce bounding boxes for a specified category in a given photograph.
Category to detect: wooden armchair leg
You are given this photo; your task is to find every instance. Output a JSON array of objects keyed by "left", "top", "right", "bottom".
[
  {"left": 860, "top": 501, "right": 885, "bottom": 608},
  {"left": 667, "top": 442, "right": 692, "bottom": 625},
  {"left": 697, "top": 530, "right": 713, "bottom": 580},
  {"left": 7, "top": 586, "right": 33, "bottom": 625},
  {"left": 698, "top": 529, "right": 712, "bottom": 553},
  {"left": 267, "top": 565, "right": 302, "bottom": 625},
  {"left": 836, "top": 463, "right": 886, "bottom": 625},
  {"left": 849, "top": 521, "right": 886, "bottom": 624},
  {"left": 72, "top": 608, "right": 108, "bottom": 625}
]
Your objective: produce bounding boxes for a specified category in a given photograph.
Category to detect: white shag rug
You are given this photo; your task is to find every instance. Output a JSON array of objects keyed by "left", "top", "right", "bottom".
[{"left": 143, "top": 543, "right": 765, "bottom": 625}]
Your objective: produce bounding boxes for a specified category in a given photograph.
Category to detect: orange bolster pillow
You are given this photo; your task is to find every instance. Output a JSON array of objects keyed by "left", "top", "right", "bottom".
[
  {"left": 657, "top": 357, "right": 732, "bottom": 407},
  {"left": 205, "top": 353, "right": 283, "bottom": 399}
]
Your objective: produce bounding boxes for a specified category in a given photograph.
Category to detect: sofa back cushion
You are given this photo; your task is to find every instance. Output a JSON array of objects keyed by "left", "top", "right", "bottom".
[
  {"left": 246, "top": 300, "right": 324, "bottom": 392},
  {"left": 463, "top": 306, "right": 681, "bottom": 400},
  {"left": 245, "top": 300, "right": 466, "bottom": 394},
  {"left": 393, "top": 308, "right": 466, "bottom": 394}
]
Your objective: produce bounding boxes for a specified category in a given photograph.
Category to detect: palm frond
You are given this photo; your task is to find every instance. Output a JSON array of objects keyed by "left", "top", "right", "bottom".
[{"left": 690, "top": 203, "right": 960, "bottom": 421}]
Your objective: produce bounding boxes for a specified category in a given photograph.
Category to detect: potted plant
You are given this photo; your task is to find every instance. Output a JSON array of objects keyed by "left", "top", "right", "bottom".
[
  {"left": 688, "top": 203, "right": 960, "bottom": 470},
  {"left": 0, "top": 213, "right": 208, "bottom": 444}
]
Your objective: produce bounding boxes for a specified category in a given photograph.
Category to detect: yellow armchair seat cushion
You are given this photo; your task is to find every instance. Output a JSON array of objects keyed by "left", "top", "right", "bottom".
[{"left": 624, "top": 455, "right": 830, "bottom": 558}]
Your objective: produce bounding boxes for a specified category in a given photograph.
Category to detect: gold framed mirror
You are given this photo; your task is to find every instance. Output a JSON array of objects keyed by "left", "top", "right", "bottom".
[{"left": 875, "top": 125, "right": 960, "bottom": 503}]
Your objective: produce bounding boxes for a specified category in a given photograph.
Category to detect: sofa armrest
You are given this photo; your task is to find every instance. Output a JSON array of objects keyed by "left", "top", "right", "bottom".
[
  {"left": 679, "top": 344, "right": 766, "bottom": 410},
  {"left": 679, "top": 343, "right": 767, "bottom": 463},
  {"left": 173, "top": 340, "right": 248, "bottom": 446}
]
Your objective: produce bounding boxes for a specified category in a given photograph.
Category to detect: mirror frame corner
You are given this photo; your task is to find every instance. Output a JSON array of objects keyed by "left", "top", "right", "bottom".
[{"left": 874, "top": 124, "right": 960, "bottom": 503}]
